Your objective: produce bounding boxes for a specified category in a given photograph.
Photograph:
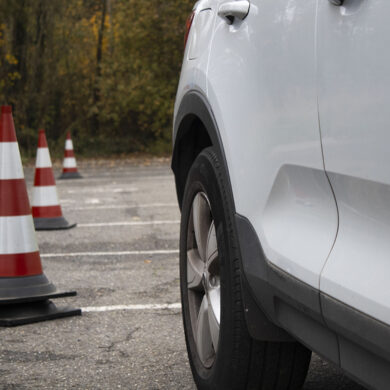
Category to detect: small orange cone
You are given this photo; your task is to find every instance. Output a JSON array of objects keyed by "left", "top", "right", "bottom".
[
  {"left": 58, "top": 132, "right": 82, "bottom": 179},
  {"left": 0, "top": 106, "right": 81, "bottom": 326},
  {"left": 32, "top": 129, "right": 76, "bottom": 230}
]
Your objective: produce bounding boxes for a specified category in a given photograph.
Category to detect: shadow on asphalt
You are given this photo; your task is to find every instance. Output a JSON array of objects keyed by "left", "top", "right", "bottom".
[{"left": 304, "top": 354, "right": 366, "bottom": 389}]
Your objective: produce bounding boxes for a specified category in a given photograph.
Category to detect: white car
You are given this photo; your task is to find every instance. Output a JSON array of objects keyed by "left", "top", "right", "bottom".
[{"left": 172, "top": 0, "right": 389, "bottom": 389}]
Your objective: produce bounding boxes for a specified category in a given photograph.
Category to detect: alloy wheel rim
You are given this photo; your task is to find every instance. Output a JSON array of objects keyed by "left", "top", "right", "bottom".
[{"left": 186, "top": 192, "right": 220, "bottom": 368}]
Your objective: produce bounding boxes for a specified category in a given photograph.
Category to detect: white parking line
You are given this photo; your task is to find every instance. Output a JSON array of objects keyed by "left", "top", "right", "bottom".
[
  {"left": 66, "top": 203, "right": 178, "bottom": 211},
  {"left": 65, "top": 187, "right": 138, "bottom": 194},
  {"left": 77, "top": 220, "right": 180, "bottom": 227},
  {"left": 82, "top": 303, "right": 181, "bottom": 313},
  {"left": 56, "top": 175, "right": 172, "bottom": 183},
  {"left": 40, "top": 249, "right": 179, "bottom": 258}
]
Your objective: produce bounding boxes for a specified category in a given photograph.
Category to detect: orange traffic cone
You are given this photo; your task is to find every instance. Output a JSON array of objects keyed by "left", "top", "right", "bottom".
[
  {"left": 32, "top": 129, "right": 76, "bottom": 230},
  {"left": 0, "top": 106, "right": 81, "bottom": 326},
  {"left": 58, "top": 132, "right": 82, "bottom": 179}
]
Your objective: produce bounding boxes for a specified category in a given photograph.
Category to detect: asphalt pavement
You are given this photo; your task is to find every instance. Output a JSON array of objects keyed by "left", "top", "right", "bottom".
[{"left": 0, "top": 159, "right": 366, "bottom": 389}]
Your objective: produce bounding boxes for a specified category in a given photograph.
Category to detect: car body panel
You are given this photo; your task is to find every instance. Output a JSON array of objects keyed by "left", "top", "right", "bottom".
[
  {"left": 174, "top": 0, "right": 216, "bottom": 120},
  {"left": 206, "top": 0, "right": 338, "bottom": 289},
  {"left": 189, "top": 8, "right": 214, "bottom": 60},
  {"left": 317, "top": 0, "right": 390, "bottom": 325}
]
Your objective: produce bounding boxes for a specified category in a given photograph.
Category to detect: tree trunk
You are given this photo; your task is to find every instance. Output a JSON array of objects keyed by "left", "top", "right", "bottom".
[{"left": 92, "top": 0, "right": 107, "bottom": 133}]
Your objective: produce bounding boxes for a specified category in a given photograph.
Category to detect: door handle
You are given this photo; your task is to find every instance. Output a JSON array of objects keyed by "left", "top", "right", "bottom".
[
  {"left": 328, "top": 0, "right": 343, "bottom": 5},
  {"left": 218, "top": 0, "right": 250, "bottom": 24}
]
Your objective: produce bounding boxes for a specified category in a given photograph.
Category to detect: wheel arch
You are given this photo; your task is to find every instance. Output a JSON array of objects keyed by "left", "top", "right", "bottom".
[{"left": 172, "top": 91, "right": 228, "bottom": 210}]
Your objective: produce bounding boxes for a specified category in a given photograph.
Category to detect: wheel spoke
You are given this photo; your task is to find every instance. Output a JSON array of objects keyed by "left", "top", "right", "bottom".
[
  {"left": 206, "top": 221, "right": 218, "bottom": 270},
  {"left": 186, "top": 191, "right": 220, "bottom": 368},
  {"left": 195, "top": 295, "right": 214, "bottom": 367},
  {"left": 187, "top": 249, "right": 204, "bottom": 291},
  {"left": 207, "top": 286, "right": 220, "bottom": 351},
  {"left": 192, "top": 193, "right": 212, "bottom": 262}
]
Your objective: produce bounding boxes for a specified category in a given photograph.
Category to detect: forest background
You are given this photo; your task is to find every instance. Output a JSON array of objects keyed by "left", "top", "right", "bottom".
[{"left": 0, "top": 0, "right": 192, "bottom": 158}]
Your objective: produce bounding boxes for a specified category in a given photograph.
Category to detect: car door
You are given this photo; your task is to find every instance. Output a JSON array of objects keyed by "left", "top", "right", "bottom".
[
  {"left": 317, "top": 1, "right": 390, "bottom": 385},
  {"left": 207, "top": 0, "right": 338, "bottom": 289},
  {"left": 318, "top": 0, "right": 390, "bottom": 326}
]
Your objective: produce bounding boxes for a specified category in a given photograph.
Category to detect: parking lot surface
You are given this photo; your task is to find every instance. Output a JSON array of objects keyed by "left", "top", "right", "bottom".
[{"left": 0, "top": 159, "right": 365, "bottom": 389}]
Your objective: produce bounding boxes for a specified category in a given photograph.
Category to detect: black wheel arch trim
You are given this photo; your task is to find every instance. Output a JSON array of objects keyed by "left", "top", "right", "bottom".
[
  {"left": 172, "top": 90, "right": 221, "bottom": 153},
  {"left": 172, "top": 90, "right": 227, "bottom": 210}
]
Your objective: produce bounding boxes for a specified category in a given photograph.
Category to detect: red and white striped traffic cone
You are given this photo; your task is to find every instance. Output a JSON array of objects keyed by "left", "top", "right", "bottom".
[
  {"left": 32, "top": 129, "right": 76, "bottom": 230},
  {"left": 0, "top": 106, "right": 80, "bottom": 326},
  {"left": 58, "top": 132, "right": 82, "bottom": 179}
]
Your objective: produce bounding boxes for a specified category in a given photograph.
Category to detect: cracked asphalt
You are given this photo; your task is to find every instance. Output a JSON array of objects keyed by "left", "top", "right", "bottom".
[{"left": 0, "top": 159, "right": 365, "bottom": 389}]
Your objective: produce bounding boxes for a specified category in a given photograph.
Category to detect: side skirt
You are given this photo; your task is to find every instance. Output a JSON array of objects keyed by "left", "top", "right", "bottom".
[{"left": 235, "top": 213, "right": 390, "bottom": 389}]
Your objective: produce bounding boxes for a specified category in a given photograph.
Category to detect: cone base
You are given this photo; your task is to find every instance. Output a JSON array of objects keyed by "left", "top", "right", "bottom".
[
  {"left": 58, "top": 171, "right": 82, "bottom": 179},
  {"left": 34, "top": 216, "right": 76, "bottom": 231},
  {"left": 0, "top": 289, "right": 77, "bottom": 305},
  {"left": 0, "top": 300, "right": 81, "bottom": 327},
  {"left": 0, "top": 274, "right": 57, "bottom": 302}
]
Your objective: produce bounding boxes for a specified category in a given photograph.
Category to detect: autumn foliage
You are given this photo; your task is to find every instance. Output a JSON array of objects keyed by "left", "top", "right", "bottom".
[{"left": 0, "top": 0, "right": 193, "bottom": 156}]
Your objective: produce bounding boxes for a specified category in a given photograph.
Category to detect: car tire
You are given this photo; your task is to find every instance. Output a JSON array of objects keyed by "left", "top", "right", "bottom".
[{"left": 180, "top": 147, "right": 311, "bottom": 389}]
